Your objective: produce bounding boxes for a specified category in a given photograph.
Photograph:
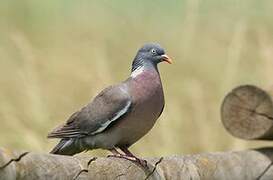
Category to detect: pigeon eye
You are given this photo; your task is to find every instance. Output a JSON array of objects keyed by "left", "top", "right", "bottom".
[{"left": 151, "top": 49, "right": 157, "bottom": 55}]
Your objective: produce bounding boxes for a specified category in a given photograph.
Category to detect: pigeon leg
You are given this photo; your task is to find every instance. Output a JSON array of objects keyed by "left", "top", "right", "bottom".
[
  {"left": 119, "top": 147, "right": 135, "bottom": 157},
  {"left": 108, "top": 147, "right": 148, "bottom": 165},
  {"left": 108, "top": 147, "right": 148, "bottom": 168},
  {"left": 107, "top": 147, "right": 124, "bottom": 157},
  {"left": 119, "top": 147, "right": 147, "bottom": 168}
]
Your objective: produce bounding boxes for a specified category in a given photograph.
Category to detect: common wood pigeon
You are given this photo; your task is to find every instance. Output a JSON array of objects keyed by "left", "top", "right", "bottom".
[{"left": 48, "top": 43, "right": 172, "bottom": 164}]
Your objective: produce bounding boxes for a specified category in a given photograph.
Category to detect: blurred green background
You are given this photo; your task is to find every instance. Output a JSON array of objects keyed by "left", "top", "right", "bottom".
[{"left": 1, "top": 0, "right": 273, "bottom": 157}]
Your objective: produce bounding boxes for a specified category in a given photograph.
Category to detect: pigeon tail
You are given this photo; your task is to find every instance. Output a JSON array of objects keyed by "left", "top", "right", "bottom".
[{"left": 50, "top": 139, "right": 83, "bottom": 156}]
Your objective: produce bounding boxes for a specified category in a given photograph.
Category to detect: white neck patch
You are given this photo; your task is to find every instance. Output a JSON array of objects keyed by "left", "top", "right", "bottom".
[{"left": 131, "top": 66, "right": 144, "bottom": 78}]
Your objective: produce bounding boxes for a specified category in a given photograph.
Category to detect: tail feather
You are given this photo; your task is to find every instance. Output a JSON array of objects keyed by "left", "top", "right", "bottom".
[
  {"left": 50, "top": 139, "right": 83, "bottom": 156},
  {"left": 50, "top": 139, "right": 68, "bottom": 154}
]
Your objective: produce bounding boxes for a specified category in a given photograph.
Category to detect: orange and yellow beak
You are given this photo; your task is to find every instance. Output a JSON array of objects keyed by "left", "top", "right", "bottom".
[{"left": 161, "top": 54, "right": 173, "bottom": 64}]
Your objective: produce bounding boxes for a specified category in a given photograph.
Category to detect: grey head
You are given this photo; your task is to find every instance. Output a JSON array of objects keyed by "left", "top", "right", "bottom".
[{"left": 131, "top": 43, "right": 172, "bottom": 72}]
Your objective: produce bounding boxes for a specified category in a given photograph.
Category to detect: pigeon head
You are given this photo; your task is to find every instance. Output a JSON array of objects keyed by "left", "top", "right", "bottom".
[{"left": 132, "top": 43, "right": 172, "bottom": 72}]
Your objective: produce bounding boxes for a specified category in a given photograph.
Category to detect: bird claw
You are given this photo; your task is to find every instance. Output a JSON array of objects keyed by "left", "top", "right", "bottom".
[
  {"left": 107, "top": 154, "right": 134, "bottom": 160},
  {"left": 107, "top": 154, "right": 120, "bottom": 158},
  {"left": 108, "top": 154, "right": 148, "bottom": 169},
  {"left": 136, "top": 158, "right": 148, "bottom": 168}
]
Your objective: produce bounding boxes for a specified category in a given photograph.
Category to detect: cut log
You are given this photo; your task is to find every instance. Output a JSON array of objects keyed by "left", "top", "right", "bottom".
[
  {"left": 221, "top": 85, "right": 273, "bottom": 140},
  {"left": 1, "top": 148, "right": 273, "bottom": 180}
]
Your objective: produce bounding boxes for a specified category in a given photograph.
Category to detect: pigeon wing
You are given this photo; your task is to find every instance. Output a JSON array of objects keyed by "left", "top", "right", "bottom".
[{"left": 47, "top": 84, "right": 131, "bottom": 139}]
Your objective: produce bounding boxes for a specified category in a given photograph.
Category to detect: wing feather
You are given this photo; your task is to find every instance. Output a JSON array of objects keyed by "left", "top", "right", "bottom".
[{"left": 48, "top": 84, "right": 131, "bottom": 139}]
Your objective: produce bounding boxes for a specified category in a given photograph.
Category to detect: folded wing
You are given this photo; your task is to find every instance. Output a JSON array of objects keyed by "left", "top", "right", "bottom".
[{"left": 47, "top": 84, "right": 132, "bottom": 139}]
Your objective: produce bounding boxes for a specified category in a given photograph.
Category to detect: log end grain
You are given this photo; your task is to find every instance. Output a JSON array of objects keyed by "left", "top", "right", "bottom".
[{"left": 221, "top": 85, "right": 273, "bottom": 140}]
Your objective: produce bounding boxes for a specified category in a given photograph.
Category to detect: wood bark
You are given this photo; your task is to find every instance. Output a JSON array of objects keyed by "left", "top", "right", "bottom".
[
  {"left": 1, "top": 148, "right": 273, "bottom": 180},
  {"left": 221, "top": 85, "right": 273, "bottom": 140}
]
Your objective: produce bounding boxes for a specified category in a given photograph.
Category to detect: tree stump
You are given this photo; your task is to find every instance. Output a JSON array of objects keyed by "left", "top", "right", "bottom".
[{"left": 221, "top": 85, "right": 273, "bottom": 140}]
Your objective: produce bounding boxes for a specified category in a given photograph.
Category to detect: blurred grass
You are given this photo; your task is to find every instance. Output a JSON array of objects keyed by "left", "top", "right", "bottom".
[{"left": 1, "top": 0, "right": 273, "bottom": 157}]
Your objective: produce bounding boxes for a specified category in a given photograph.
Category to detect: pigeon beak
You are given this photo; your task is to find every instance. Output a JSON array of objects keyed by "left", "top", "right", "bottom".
[{"left": 161, "top": 54, "right": 173, "bottom": 64}]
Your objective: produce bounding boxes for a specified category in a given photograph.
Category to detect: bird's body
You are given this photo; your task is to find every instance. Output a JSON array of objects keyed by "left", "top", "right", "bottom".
[
  {"left": 110, "top": 66, "right": 164, "bottom": 148},
  {"left": 48, "top": 43, "right": 171, "bottom": 157}
]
